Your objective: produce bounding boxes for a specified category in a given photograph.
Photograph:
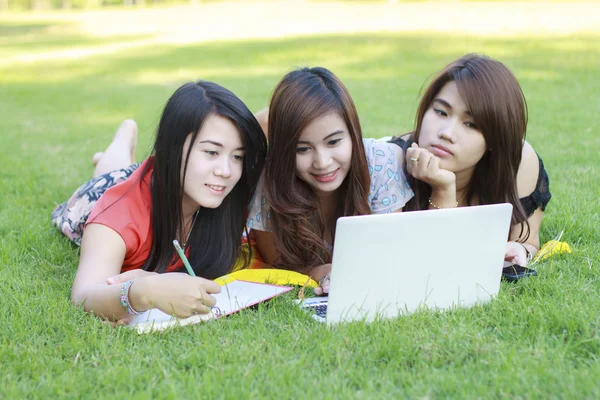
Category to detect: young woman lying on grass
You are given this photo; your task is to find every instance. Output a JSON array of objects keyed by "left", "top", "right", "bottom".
[
  {"left": 392, "top": 53, "right": 551, "bottom": 267},
  {"left": 247, "top": 67, "right": 413, "bottom": 294},
  {"left": 52, "top": 81, "right": 267, "bottom": 322}
]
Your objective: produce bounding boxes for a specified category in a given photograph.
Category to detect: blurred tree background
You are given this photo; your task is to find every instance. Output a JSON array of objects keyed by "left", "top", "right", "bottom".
[
  {"left": 1, "top": 0, "right": 226, "bottom": 11},
  {"left": 0, "top": 0, "right": 553, "bottom": 12}
]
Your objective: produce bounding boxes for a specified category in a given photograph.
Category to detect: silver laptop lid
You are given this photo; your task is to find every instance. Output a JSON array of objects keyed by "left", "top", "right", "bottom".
[{"left": 326, "top": 203, "right": 513, "bottom": 325}]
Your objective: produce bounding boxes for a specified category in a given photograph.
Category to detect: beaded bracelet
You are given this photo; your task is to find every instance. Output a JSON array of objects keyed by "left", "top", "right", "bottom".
[
  {"left": 428, "top": 197, "right": 458, "bottom": 209},
  {"left": 120, "top": 279, "right": 142, "bottom": 315}
]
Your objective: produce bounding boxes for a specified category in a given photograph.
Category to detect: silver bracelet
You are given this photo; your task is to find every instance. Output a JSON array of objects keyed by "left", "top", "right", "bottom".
[
  {"left": 516, "top": 241, "right": 533, "bottom": 264},
  {"left": 120, "top": 279, "right": 142, "bottom": 315}
]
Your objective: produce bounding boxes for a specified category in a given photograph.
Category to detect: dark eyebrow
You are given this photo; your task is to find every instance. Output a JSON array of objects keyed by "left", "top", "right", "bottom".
[
  {"left": 433, "top": 98, "right": 452, "bottom": 109},
  {"left": 297, "top": 130, "right": 345, "bottom": 145},
  {"left": 199, "top": 140, "right": 223, "bottom": 147},
  {"left": 199, "top": 140, "right": 245, "bottom": 151},
  {"left": 433, "top": 98, "right": 472, "bottom": 117}
]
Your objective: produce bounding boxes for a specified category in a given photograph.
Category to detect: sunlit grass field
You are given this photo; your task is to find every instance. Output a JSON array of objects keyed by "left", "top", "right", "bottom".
[{"left": 1, "top": 2, "right": 599, "bottom": 398}]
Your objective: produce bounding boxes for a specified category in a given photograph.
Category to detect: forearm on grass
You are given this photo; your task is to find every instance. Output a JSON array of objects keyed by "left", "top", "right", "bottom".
[{"left": 71, "top": 279, "right": 150, "bottom": 321}]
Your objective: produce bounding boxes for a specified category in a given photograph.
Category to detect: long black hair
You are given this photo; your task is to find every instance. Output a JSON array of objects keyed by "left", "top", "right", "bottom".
[{"left": 141, "top": 81, "right": 267, "bottom": 278}]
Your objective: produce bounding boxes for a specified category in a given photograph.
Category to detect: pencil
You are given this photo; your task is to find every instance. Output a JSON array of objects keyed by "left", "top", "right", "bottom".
[{"left": 173, "top": 239, "right": 196, "bottom": 277}]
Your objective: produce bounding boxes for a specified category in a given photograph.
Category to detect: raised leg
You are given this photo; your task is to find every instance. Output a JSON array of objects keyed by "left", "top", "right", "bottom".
[{"left": 92, "top": 119, "right": 138, "bottom": 178}]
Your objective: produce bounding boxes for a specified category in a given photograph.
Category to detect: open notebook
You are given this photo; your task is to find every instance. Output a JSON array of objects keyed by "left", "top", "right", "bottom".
[{"left": 129, "top": 280, "right": 292, "bottom": 334}]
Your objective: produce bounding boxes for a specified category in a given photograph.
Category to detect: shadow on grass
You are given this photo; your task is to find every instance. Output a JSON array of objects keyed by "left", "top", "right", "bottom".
[
  {"left": 0, "top": 18, "right": 154, "bottom": 55},
  {"left": 0, "top": 21, "right": 63, "bottom": 37}
]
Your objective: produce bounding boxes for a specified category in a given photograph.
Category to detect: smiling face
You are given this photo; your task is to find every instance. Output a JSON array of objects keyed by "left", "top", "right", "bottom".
[
  {"left": 181, "top": 114, "right": 245, "bottom": 215},
  {"left": 417, "top": 81, "right": 487, "bottom": 177},
  {"left": 294, "top": 112, "right": 353, "bottom": 196}
]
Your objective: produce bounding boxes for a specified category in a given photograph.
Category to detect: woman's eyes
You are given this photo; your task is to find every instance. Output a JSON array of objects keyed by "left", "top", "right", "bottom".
[
  {"left": 297, "top": 137, "right": 342, "bottom": 152},
  {"left": 434, "top": 108, "right": 478, "bottom": 130},
  {"left": 204, "top": 150, "right": 244, "bottom": 160}
]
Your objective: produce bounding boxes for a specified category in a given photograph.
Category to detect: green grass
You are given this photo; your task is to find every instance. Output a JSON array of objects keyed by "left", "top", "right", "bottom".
[{"left": 2, "top": 6, "right": 600, "bottom": 399}]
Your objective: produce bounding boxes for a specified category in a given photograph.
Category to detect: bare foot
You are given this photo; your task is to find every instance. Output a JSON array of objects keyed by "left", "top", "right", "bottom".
[
  {"left": 92, "top": 152, "right": 104, "bottom": 166},
  {"left": 92, "top": 119, "right": 139, "bottom": 178}
]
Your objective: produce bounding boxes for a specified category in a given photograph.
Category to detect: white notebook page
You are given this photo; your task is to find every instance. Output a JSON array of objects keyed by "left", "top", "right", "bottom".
[{"left": 129, "top": 280, "right": 291, "bottom": 332}]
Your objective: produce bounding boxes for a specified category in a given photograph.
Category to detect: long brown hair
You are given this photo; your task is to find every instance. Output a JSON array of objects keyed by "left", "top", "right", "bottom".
[
  {"left": 405, "top": 53, "right": 530, "bottom": 238},
  {"left": 264, "top": 67, "right": 371, "bottom": 271}
]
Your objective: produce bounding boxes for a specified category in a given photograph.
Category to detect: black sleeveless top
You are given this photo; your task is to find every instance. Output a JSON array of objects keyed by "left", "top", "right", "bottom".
[{"left": 389, "top": 137, "right": 551, "bottom": 216}]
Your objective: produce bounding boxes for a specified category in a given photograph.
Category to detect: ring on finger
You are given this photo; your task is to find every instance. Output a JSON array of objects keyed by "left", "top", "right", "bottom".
[
  {"left": 319, "top": 275, "right": 330, "bottom": 286},
  {"left": 410, "top": 157, "right": 419, "bottom": 162}
]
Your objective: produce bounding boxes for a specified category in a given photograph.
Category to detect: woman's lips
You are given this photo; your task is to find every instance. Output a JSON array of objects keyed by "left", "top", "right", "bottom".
[
  {"left": 431, "top": 144, "right": 453, "bottom": 157},
  {"left": 313, "top": 169, "right": 339, "bottom": 183}
]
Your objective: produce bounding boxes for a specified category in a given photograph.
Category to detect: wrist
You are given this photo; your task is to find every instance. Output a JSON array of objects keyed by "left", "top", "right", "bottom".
[
  {"left": 515, "top": 241, "right": 533, "bottom": 264},
  {"left": 429, "top": 185, "right": 457, "bottom": 209},
  {"left": 431, "top": 182, "right": 456, "bottom": 197},
  {"left": 127, "top": 277, "right": 152, "bottom": 312},
  {"left": 429, "top": 172, "right": 456, "bottom": 191},
  {"left": 309, "top": 264, "right": 331, "bottom": 283}
]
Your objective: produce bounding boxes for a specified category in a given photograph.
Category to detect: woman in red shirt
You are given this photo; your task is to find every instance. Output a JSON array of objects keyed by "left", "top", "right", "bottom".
[{"left": 52, "top": 81, "right": 267, "bottom": 322}]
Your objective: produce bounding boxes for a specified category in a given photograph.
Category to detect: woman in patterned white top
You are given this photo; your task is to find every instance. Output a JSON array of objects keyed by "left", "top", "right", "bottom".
[{"left": 247, "top": 67, "right": 413, "bottom": 293}]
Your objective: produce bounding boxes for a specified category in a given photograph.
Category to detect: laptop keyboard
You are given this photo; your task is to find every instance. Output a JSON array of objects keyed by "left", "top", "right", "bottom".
[
  {"left": 296, "top": 297, "right": 329, "bottom": 322},
  {"left": 303, "top": 302, "right": 328, "bottom": 322},
  {"left": 309, "top": 304, "right": 328, "bottom": 318}
]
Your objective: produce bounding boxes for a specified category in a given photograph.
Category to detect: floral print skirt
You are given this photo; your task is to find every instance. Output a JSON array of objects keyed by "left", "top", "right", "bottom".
[{"left": 51, "top": 163, "right": 140, "bottom": 246}]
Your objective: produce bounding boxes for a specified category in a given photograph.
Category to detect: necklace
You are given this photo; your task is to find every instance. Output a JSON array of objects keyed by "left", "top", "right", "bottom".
[{"left": 181, "top": 209, "right": 199, "bottom": 248}]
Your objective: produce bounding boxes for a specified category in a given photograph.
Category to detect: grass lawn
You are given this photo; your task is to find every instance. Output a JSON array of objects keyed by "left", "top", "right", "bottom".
[{"left": 1, "top": 3, "right": 599, "bottom": 398}]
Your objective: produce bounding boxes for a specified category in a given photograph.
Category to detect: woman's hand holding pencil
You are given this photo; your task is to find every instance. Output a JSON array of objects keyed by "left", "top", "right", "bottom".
[
  {"left": 105, "top": 239, "right": 221, "bottom": 319},
  {"left": 126, "top": 273, "right": 221, "bottom": 318}
]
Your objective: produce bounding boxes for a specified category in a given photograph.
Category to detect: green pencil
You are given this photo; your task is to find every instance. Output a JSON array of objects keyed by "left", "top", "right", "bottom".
[{"left": 173, "top": 239, "right": 196, "bottom": 277}]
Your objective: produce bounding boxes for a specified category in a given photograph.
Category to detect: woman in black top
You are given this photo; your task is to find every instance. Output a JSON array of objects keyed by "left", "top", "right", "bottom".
[{"left": 391, "top": 54, "right": 551, "bottom": 266}]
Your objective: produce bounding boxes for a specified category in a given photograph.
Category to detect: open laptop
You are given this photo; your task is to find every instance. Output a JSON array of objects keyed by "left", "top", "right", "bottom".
[{"left": 300, "top": 203, "right": 513, "bottom": 325}]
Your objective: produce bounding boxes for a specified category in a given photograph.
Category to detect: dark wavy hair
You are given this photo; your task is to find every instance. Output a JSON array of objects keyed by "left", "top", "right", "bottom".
[
  {"left": 140, "top": 81, "right": 267, "bottom": 278},
  {"left": 264, "top": 67, "right": 371, "bottom": 272},
  {"left": 404, "top": 53, "right": 530, "bottom": 239}
]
